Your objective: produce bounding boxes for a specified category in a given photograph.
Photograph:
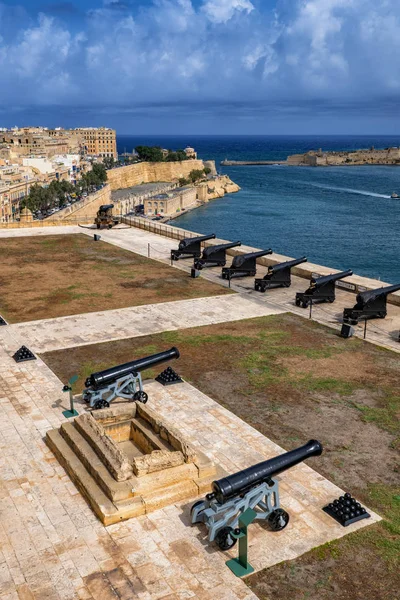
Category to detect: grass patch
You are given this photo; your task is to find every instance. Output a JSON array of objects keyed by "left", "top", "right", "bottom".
[
  {"left": 0, "top": 234, "right": 231, "bottom": 322},
  {"left": 295, "top": 376, "right": 358, "bottom": 395},
  {"left": 353, "top": 395, "right": 400, "bottom": 436}
]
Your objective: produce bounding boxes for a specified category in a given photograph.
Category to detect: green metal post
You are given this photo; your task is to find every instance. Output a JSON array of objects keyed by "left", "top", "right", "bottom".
[
  {"left": 226, "top": 507, "right": 257, "bottom": 577},
  {"left": 62, "top": 375, "right": 79, "bottom": 418}
]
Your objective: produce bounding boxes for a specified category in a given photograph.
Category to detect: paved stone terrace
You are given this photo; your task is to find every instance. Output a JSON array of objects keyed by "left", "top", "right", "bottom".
[
  {"left": 0, "top": 323, "right": 380, "bottom": 600},
  {"left": 0, "top": 224, "right": 388, "bottom": 599},
  {"left": 1, "top": 224, "right": 399, "bottom": 353},
  {"left": 8, "top": 295, "right": 284, "bottom": 353}
]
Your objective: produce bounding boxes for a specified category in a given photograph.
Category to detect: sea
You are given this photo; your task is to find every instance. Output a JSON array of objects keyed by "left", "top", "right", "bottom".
[{"left": 117, "top": 135, "right": 400, "bottom": 283}]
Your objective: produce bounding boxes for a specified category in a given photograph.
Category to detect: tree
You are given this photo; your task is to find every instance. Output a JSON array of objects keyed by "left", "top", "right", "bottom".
[
  {"left": 204, "top": 167, "right": 211, "bottom": 176},
  {"left": 188, "top": 169, "right": 205, "bottom": 184},
  {"left": 135, "top": 146, "right": 165, "bottom": 162},
  {"left": 103, "top": 156, "right": 116, "bottom": 170},
  {"left": 178, "top": 177, "right": 188, "bottom": 187}
]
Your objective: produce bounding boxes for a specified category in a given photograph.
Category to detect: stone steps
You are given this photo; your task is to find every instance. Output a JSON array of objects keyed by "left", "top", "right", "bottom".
[
  {"left": 60, "top": 422, "right": 132, "bottom": 502},
  {"left": 46, "top": 429, "right": 124, "bottom": 525},
  {"left": 46, "top": 422, "right": 216, "bottom": 526}
]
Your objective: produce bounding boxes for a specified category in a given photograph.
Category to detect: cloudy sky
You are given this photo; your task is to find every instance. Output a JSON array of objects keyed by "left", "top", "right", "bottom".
[{"left": 0, "top": 0, "right": 399, "bottom": 133}]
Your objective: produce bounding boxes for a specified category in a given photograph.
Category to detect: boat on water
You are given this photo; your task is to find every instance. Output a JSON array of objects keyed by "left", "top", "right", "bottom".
[{"left": 391, "top": 192, "right": 399, "bottom": 199}]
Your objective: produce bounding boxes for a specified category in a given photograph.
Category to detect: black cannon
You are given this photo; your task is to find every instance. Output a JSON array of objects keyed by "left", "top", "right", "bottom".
[
  {"left": 83, "top": 347, "right": 180, "bottom": 410},
  {"left": 194, "top": 241, "right": 242, "bottom": 270},
  {"left": 255, "top": 257, "right": 308, "bottom": 292},
  {"left": 171, "top": 234, "right": 216, "bottom": 261},
  {"left": 343, "top": 283, "right": 400, "bottom": 323},
  {"left": 295, "top": 269, "right": 353, "bottom": 308},
  {"left": 191, "top": 439, "right": 323, "bottom": 551},
  {"left": 221, "top": 249, "right": 272, "bottom": 280},
  {"left": 94, "top": 204, "right": 119, "bottom": 229}
]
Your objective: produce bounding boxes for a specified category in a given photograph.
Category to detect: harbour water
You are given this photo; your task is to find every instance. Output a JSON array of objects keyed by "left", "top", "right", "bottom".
[{"left": 117, "top": 135, "right": 400, "bottom": 282}]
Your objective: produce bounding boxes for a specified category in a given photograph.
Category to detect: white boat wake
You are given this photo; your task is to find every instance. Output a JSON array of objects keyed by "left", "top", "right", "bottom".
[{"left": 306, "top": 182, "right": 391, "bottom": 199}]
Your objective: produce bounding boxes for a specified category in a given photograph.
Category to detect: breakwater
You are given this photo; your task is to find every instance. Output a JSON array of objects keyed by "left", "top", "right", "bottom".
[{"left": 221, "top": 160, "right": 286, "bottom": 166}]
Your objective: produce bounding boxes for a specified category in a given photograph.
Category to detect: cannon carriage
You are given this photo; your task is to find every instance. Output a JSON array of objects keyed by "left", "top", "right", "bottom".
[
  {"left": 171, "top": 234, "right": 216, "bottom": 261},
  {"left": 343, "top": 283, "right": 400, "bottom": 323},
  {"left": 94, "top": 204, "right": 119, "bottom": 229},
  {"left": 221, "top": 249, "right": 272, "bottom": 280},
  {"left": 83, "top": 347, "right": 180, "bottom": 409},
  {"left": 194, "top": 241, "right": 242, "bottom": 270},
  {"left": 255, "top": 257, "right": 308, "bottom": 292},
  {"left": 295, "top": 269, "right": 353, "bottom": 308},
  {"left": 191, "top": 439, "right": 323, "bottom": 551}
]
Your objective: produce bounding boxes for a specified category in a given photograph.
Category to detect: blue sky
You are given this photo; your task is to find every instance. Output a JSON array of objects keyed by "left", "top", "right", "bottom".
[{"left": 1, "top": 0, "right": 399, "bottom": 134}]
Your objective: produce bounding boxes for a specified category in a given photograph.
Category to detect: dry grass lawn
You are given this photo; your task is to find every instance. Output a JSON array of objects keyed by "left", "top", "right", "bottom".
[{"left": 0, "top": 234, "right": 231, "bottom": 323}]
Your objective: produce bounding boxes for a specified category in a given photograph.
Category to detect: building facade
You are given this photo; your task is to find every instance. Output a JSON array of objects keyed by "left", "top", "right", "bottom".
[
  {"left": 144, "top": 187, "right": 197, "bottom": 216},
  {"left": 75, "top": 128, "right": 117, "bottom": 159}
]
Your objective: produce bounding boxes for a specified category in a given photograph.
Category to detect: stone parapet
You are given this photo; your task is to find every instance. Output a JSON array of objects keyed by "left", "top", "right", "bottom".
[{"left": 122, "top": 216, "right": 400, "bottom": 306}]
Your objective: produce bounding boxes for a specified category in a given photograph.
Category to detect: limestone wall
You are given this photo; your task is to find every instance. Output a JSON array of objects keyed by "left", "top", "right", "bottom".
[
  {"left": 107, "top": 160, "right": 210, "bottom": 191},
  {"left": 47, "top": 185, "right": 112, "bottom": 222}
]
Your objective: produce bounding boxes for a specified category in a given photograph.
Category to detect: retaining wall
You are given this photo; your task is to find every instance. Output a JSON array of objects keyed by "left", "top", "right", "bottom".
[{"left": 107, "top": 160, "right": 209, "bottom": 191}]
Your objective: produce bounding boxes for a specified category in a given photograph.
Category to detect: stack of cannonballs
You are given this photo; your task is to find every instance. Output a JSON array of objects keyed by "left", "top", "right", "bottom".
[
  {"left": 156, "top": 366, "right": 183, "bottom": 386},
  {"left": 323, "top": 492, "right": 369, "bottom": 527}
]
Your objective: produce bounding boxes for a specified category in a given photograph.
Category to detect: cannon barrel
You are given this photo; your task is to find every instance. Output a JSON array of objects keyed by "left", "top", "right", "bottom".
[
  {"left": 231, "top": 249, "right": 272, "bottom": 268},
  {"left": 98, "top": 204, "right": 114, "bottom": 212},
  {"left": 202, "top": 241, "right": 241, "bottom": 258},
  {"left": 311, "top": 269, "right": 353, "bottom": 286},
  {"left": 268, "top": 256, "right": 307, "bottom": 274},
  {"left": 85, "top": 347, "right": 180, "bottom": 389},
  {"left": 211, "top": 440, "right": 323, "bottom": 504},
  {"left": 356, "top": 282, "right": 400, "bottom": 305},
  {"left": 178, "top": 234, "right": 216, "bottom": 250}
]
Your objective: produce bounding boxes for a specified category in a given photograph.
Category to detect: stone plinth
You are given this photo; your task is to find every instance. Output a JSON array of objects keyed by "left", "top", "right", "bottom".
[{"left": 46, "top": 399, "right": 219, "bottom": 525}]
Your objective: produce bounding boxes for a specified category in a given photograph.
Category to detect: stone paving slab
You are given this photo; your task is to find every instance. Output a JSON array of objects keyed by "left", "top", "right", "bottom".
[{"left": 5, "top": 294, "right": 284, "bottom": 354}]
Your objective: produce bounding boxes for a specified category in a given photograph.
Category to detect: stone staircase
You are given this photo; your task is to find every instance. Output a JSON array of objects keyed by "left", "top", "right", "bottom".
[{"left": 46, "top": 412, "right": 218, "bottom": 526}]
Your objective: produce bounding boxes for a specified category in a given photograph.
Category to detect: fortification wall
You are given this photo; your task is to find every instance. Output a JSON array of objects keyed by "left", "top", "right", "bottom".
[
  {"left": 47, "top": 185, "right": 112, "bottom": 222},
  {"left": 107, "top": 160, "right": 209, "bottom": 191}
]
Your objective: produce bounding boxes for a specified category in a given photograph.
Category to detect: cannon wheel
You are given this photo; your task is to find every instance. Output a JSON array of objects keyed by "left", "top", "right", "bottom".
[
  {"left": 96, "top": 224, "right": 100, "bottom": 229},
  {"left": 215, "top": 526, "right": 237, "bottom": 551},
  {"left": 301, "top": 301, "right": 309, "bottom": 309},
  {"left": 190, "top": 500, "right": 205, "bottom": 524},
  {"left": 133, "top": 391, "right": 148, "bottom": 404},
  {"left": 268, "top": 509, "right": 290, "bottom": 531},
  {"left": 295, "top": 298, "right": 301, "bottom": 306},
  {"left": 94, "top": 399, "right": 110, "bottom": 410},
  {"left": 328, "top": 297, "right": 335, "bottom": 303}
]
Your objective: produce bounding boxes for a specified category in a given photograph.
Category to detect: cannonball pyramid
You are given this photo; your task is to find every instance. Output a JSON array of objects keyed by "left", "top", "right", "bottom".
[
  {"left": 0, "top": 315, "right": 7, "bottom": 326},
  {"left": 13, "top": 345, "right": 36, "bottom": 363},
  {"left": 156, "top": 366, "right": 183, "bottom": 386},
  {"left": 323, "top": 492, "right": 370, "bottom": 527}
]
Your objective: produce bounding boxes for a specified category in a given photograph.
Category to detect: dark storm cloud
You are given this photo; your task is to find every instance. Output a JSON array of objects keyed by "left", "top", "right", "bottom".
[{"left": 1, "top": 0, "right": 400, "bottom": 131}]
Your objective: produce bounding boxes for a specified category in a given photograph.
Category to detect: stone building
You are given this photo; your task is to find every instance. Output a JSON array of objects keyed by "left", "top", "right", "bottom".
[
  {"left": 0, "top": 128, "right": 70, "bottom": 158},
  {"left": 0, "top": 176, "right": 33, "bottom": 222},
  {"left": 74, "top": 127, "right": 117, "bottom": 159},
  {"left": 144, "top": 187, "right": 197, "bottom": 216}
]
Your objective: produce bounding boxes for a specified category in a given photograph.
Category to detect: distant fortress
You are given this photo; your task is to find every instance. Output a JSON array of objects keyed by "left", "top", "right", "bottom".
[{"left": 221, "top": 146, "right": 400, "bottom": 167}]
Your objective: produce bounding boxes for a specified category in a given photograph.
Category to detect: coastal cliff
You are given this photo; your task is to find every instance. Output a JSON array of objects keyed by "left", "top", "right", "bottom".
[{"left": 202, "top": 175, "right": 240, "bottom": 200}]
